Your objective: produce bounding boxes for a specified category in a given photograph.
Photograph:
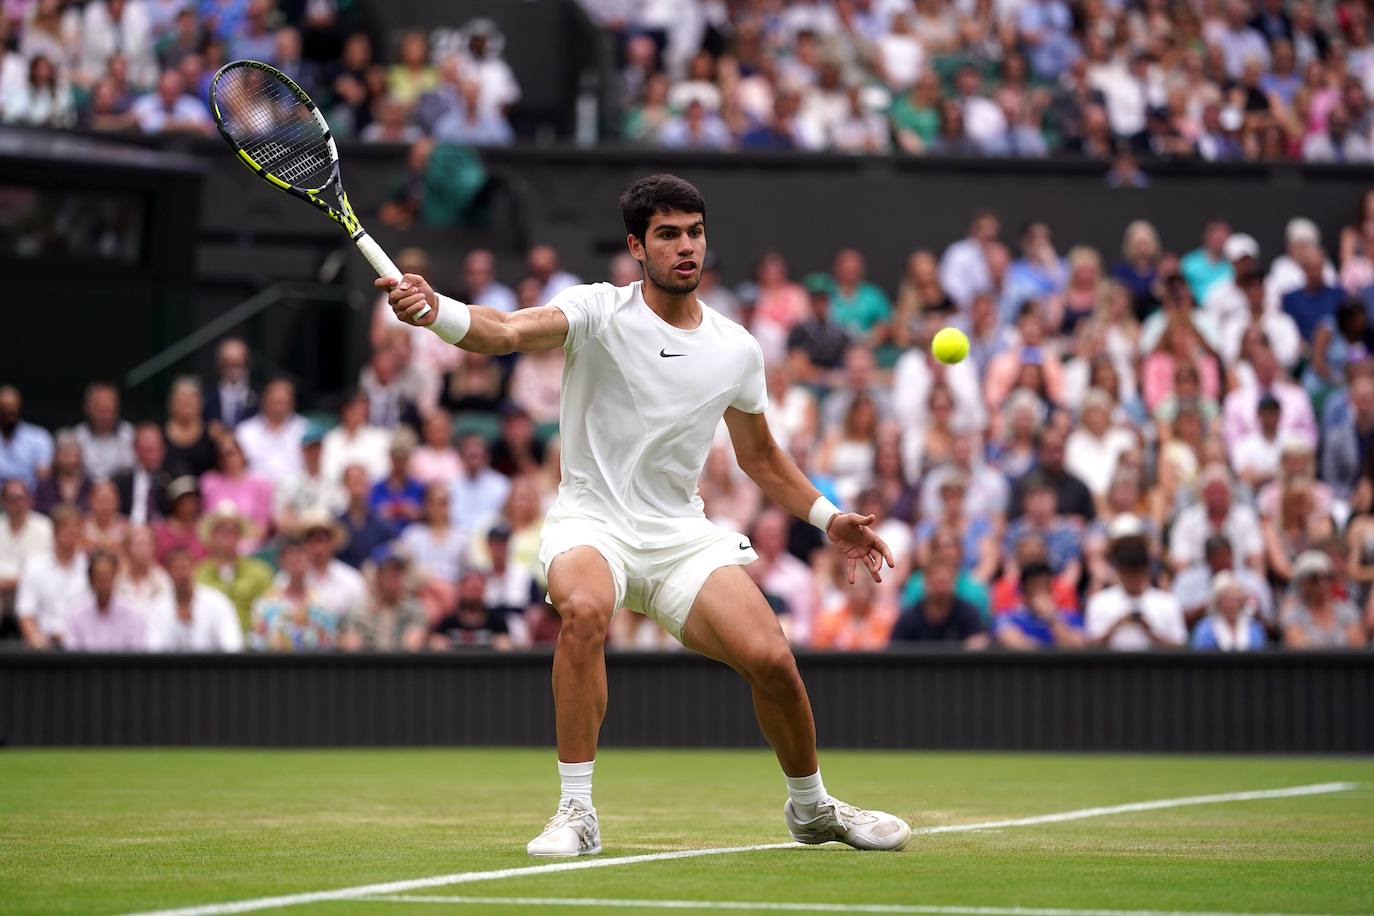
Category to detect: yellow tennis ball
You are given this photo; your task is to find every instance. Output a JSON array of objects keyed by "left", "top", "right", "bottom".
[{"left": 931, "top": 327, "right": 970, "bottom": 365}]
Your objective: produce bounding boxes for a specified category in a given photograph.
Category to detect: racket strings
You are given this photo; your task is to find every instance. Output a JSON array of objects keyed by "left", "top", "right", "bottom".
[{"left": 213, "top": 67, "right": 334, "bottom": 191}]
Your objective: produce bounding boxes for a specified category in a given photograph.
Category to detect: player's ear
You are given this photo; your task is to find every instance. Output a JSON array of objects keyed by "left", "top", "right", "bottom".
[{"left": 626, "top": 233, "right": 643, "bottom": 260}]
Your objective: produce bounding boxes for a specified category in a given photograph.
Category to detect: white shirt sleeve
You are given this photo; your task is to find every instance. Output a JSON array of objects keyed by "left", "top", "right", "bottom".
[
  {"left": 551, "top": 283, "right": 616, "bottom": 354},
  {"left": 730, "top": 336, "right": 769, "bottom": 414},
  {"left": 205, "top": 589, "right": 245, "bottom": 652},
  {"left": 1083, "top": 592, "right": 1116, "bottom": 639},
  {"left": 14, "top": 556, "right": 40, "bottom": 619}
]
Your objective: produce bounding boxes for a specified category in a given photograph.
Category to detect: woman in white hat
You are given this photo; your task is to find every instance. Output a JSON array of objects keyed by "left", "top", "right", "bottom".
[{"left": 1281, "top": 550, "right": 1366, "bottom": 648}]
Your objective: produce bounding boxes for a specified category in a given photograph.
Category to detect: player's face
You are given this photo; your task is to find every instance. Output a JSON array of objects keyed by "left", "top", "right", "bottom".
[{"left": 633, "top": 210, "right": 705, "bottom": 295}]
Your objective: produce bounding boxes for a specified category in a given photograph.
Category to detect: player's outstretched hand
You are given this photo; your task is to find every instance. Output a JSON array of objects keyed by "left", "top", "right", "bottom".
[
  {"left": 375, "top": 273, "right": 438, "bottom": 327},
  {"left": 826, "top": 512, "right": 896, "bottom": 584}
]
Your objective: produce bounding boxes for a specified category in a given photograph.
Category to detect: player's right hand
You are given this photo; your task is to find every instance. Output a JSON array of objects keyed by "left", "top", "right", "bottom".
[{"left": 376, "top": 273, "right": 438, "bottom": 327}]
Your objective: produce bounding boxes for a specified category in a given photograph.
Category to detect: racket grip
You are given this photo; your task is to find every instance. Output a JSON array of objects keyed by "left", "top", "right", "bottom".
[{"left": 357, "top": 232, "right": 431, "bottom": 320}]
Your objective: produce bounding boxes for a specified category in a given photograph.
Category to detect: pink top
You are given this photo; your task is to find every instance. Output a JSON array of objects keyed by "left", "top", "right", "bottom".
[
  {"left": 201, "top": 472, "right": 274, "bottom": 547},
  {"left": 64, "top": 597, "right": 147, "bottom": 651},
  {"left": 754, "top": 283, "right": 808, "bottom": 329},
  {"left": 154, "top": 522, "right": 207, "bottom": 564},
  {"left": 410, "top": 448, "right": 462, "bottom": 486},
  {"left": 1141, "top": 352, "right": 1220, "bottom": 414}
]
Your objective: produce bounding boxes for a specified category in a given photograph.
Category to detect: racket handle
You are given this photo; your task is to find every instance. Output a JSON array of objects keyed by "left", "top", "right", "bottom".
[{"left": 357, "top": 232, "right": 431, "bottom": 320}]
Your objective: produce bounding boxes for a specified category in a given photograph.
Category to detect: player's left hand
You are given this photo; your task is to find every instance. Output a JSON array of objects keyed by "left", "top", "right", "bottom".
[{"left": 826, "top": 512, "right": 896, "bottom": 584}]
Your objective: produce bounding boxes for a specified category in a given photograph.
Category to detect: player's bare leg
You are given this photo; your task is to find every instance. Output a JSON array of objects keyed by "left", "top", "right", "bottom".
[
  {"left": 527, "top": 547, "right": 617, "bottom": 857},
  {"left": 682, "top": 565, "right": 912, "bottom": 851}
]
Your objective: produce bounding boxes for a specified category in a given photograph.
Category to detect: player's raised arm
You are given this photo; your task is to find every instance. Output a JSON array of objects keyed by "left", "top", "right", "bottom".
[
  {"left": 723, "top": 406, "right": 895, "bottom": 585},
  {"left": 376, "top": 273, "right": 568, "bottom": 355}
]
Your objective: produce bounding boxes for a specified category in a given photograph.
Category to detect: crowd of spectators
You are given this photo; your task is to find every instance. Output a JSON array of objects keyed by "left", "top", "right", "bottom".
[
  {"left": 592, "top": 0, "right": 1374, "bottom": 163},
  {"left": 14, "top": 0, "right": 1374, "bottom": 166},
  {"left": 0, "top": 0, "right": 521, "bottom": 146},
  {"left": 4, "top": 196, "right": 1374, "bottom": 653}
]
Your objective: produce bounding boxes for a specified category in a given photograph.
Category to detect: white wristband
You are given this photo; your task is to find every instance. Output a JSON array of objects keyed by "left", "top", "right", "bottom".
[
  {"left": 808, "top": 496, "right": 840, "bottom": 533},
  {"left": 429, "top": 294, "right": 472, "bottom": 345}
]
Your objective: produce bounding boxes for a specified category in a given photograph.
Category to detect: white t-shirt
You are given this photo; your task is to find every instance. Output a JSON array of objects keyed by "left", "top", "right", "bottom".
[
  {"left": 0, "top": 513, "right": 53, "bottom": 582},
  {"left": 1167, "top": 503, "right": 1264, "bottom": 568},
  {"left": 146, "top": 585, "right": 244, "bottom": 652},
  {"left": 15, "top": 552, "right": 90, "bottom": 639},
  {"left": 547, "top": 281, "right": 767, "bottom": 547},
  {"left": 1085, "top": 585, "right": 1187, "bottom": 650}
]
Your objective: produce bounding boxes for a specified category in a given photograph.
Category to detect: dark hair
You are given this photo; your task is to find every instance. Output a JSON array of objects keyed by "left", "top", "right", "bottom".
[
  {"left": 88, "top": 550, "right": 120, "bottom": 582},
  {"left": 619, "top": 174, "right": 706, "bottom": 241},
  {"left": 1203, "top": 535, "right": 1233, "bottom": 558}
]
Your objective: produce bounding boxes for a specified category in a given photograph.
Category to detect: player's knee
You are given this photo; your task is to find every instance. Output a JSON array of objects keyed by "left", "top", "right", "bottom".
[
  {"left": 741, "top": 640, "right": 801, "bottom": 696},
  {"left": 555, "top": 594, "right": 611, "bottom": 650}
]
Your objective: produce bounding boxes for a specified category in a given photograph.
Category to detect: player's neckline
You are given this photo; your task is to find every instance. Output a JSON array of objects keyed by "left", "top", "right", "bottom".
[{"left": 637, "top": 282, "right": 704, "bottom": 334}]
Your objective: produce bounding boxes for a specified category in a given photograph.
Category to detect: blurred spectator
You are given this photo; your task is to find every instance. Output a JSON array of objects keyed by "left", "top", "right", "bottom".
[
  {"left": 1191, "top": 570, "right": 1268, "bottom": 650},
  {"left": 322, "top": 391, "right": 390, "bottom": 483},
  {"left": 450, "top": 434, "right": 511, "bottom": 533},
  {"left": 1180, "top": 219, "right": 1232, "bottom": 305},
  {"left": 818, "top": 393, "right": 879, "bottom": 505},
  {"left": 1003, "top": 472, "right": 1082, "bottom": 592},
  {"left": 1281, "top": 550, "right": 1366, "bottom": 647},
  {"left": 326, "top": 31, "right": 379, "bottom": 137},
  {"left": 826, "top": 248, "right": 892, "bottom": 342},
  {"left": 401, "top": 481, "right": 466, "bottom": 617},
  {"left": 659, "top": 98, "right": 731, "bottom": 149},
  {"left": 458, "top": 19, "right": 520, "bottom": 111},
  {"left": 1266, "top": 218, "right": 1335, "bottom": 313},
  {"left": 387, "top": 30, "right": 438, "bottom": 107},
  {"left": 1232, "top": 396, "right": 1285, "bottom": 492},
  {"left": 340, "top": 548, "right": 427, "bottom": 651},
  {"left": 478, "top": 524, "right": 537, "bottom": 646},
  {"left": 508, "top": 336, "right": 565, "bottom": 426},
  {"left": 227, "top": 0, "right": 275, "bottom": 63},
  {"left": 1065, "top": 388, "right": 1137, "bottom": 500},
  {"left": 201, "top": 435, "right": 272, "bottom": 546},
  {"left": 526, "top": 245, "right": 582, "bottom": 302},
  {"left": 432, "top": 78, "right": 514, "bottom": 145},
  {"left": 251, "top": 536, "right": 337, "bottom": 650},
  {"left": 370, "top": 426, "right": 425, "bottom": 531},
  {"left": 0, "top": 386, "right": 54, "bottom": 490},
  {"left": 153, "top": 476, "right": 206, "bottom": 562},
  {"left": 114, "top": 524, "right": 171, "bottom": 612},
  {"left": 1009, "top": 427, "right": 1096, "bottom": 523},
  {"left": 1084, "top": 522, "right": 1186, "bottom": 649},
  {"left": 1306, "top": 301, "right": 1373, "bottom": 403},
  {"left": 1173, "top": 534, "right": 1274, "bottom": 629},
  {"left": 1111, "top": 220, "right": 1162, "bottom": 317},
  {"left": 360, "top": 95, "right": 423, "bottom": 144},
  {"left": 747, "top": 508, "right": 818, "bottom": 645},
  {"left": 0, "top": 479, "right": 51, "bottom": 639},
  {"left": 786, "top": 281, "right": 851, "bottom": 383},
  {"left": 112, "top": 422, "right": 170, "bottom": 526},
  {"left": 410, "top": 410, "right": 460, "bottom": 486},
  {"left": 983, "top": 304, "right": 1067, "bottom": 408},
  {"left": 359, "top": 342, "right": 423, "bottom": 429},
  {"left": 1219, "top": 270, "right": 1302, "bottom": 371},
  {"left": 995, "top": 562, "right": 1086, "bottom": 649},
  {"left": 428, "top": 569, "right": 512, "bottom": 649},
  {"left": 34, "top": 429, "right": 92, "bottom": 514},
  {"left": 204, "top": 338, "right": 257, "bottom": 431},
  {"left": 195, "top": 501, "right": 271, "bottom": 633},
  {"left": 236, "top": 378, "right": 306, "bottom": 480},
  {"left": 83, "top": 480, "right": 127, "bottom": 554},
  {"left": 1283, "top": 246, "right": 1346, "bottom": 342},
  {"left": 15, "top": 505, "right": 87, "bottom": 649},
  {"left": 1, "top": 54, "right": 72, "bottom": 126},
  {"left": 939, "top": 211, "right": 999, "bottom": 313},
  {"left": 131, "top": 69, "right": 211, "bottom": 134},
  {"left": 1221, "top": 339, "right": 1316, "bottom": 452},
  {"left": 890, "top": 557, "right": 988, "bottom": 647},
  {"left": 1262, "top": 474, "right": 1336, "bottom": 584},
  {"left": 1322, "top": 376, "right": 1374, "bottom": 498},
  {"left": 146, "top": 543, "right": 243, "bottom": 650},
  {"left": 163, "top": 377, "right": 218, "bottom": 479},
  {"left": 336, "top": 464, "right": 395, "bottom": 570},
  {"left": 270, "top": 420, "right": 340, "bottom": 532},
  {"left": 490, "top": 405, "right": 547, "bottom": 479},
  {"left": 462, "top": 249, "right": 518, "bottom": 313},
  {"left": 1168, "top": 464, "right": 1264, "bottom": 572},
  {"left": 64, "top": 551, "right": 145, "bottom": 651},
  {"left": 811, "top": 573, "right": 897, "bottom": 650},
  {"left": 74, "top": 382, "right": 133, "bottom": 480},
  {"left": 299, "top": 507, "right": 366, "bottom": 621}
]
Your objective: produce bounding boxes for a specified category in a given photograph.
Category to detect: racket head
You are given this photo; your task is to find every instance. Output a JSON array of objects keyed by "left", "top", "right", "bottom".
[{"left": 209, "top": 60, "right": 339, "bottom": 194}]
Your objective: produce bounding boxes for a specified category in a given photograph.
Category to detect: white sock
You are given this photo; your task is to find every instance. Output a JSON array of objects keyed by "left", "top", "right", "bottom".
[
  {"left": 786, "top": 770, "right": 828, "bottom": 813},
  {"left": 558, "top": 759, "right": 594, "bottom": 807}
]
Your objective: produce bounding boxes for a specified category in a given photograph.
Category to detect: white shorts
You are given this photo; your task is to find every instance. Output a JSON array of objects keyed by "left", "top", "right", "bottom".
[{"left": 537, "top": 513, "right": 758, "bottom": 640}]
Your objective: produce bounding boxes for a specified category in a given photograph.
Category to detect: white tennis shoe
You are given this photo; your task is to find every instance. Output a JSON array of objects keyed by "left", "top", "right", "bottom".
[
  {"left": 526, "top": 798, "right": 602, "bottom": 857},
  {"left": 784, "top": 797, "right": 912, "bottom": 851}
]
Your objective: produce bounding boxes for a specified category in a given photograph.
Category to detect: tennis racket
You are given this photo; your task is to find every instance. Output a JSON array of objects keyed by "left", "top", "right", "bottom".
[{"left": 208, "top": 59, "right": 429, "bottom": 318}]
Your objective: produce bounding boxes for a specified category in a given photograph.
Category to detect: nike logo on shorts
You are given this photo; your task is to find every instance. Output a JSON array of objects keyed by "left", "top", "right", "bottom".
[
  {"left": 739, "top": 541, "right": 750, "bottom": 550},
  {"left": 660, "top": 348, "right": 685, "bottom": 358}
]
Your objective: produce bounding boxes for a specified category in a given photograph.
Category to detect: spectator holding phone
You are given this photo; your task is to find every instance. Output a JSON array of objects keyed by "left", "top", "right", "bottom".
[{"left": 1085, "top": 515, "right": 1186, "bottom": 649}]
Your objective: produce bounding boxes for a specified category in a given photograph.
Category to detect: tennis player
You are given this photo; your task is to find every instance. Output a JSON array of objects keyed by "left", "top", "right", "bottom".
[{"left": 379, "top": 174, "right": 911, "bottom": 856}]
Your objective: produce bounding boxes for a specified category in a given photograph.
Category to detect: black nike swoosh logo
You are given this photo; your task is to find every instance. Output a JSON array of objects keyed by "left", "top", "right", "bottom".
[
  {"left": 659, "top": 349, "right": 685, "bottom": 358},
  {"left": 739, "top": 542, "right": 751, "bottom": 550}
]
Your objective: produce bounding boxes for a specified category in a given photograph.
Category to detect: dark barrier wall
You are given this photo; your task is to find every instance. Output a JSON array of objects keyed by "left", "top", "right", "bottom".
[{"left": 2, "top": 650, "right": 1370, "bottom": 752}]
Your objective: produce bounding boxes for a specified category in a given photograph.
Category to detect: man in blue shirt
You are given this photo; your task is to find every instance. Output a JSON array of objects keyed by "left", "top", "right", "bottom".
[
  {"left": 1282, "top": 247, "right": 1344, "bottom": 342},
  {"left": 995, "top": 562, "right": 1085, "bottom": 648},
  {"left": 0, "top": 387, "right": 53, "bottom": 491}
]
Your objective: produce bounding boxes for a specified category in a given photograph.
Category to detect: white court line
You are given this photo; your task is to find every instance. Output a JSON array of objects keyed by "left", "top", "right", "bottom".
[
  {"left": 122, "top": 781, "right": 1358, "bottom": 916},
  {"left": 357, "top": 895, "right": 1335, "bottom": 916}
]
